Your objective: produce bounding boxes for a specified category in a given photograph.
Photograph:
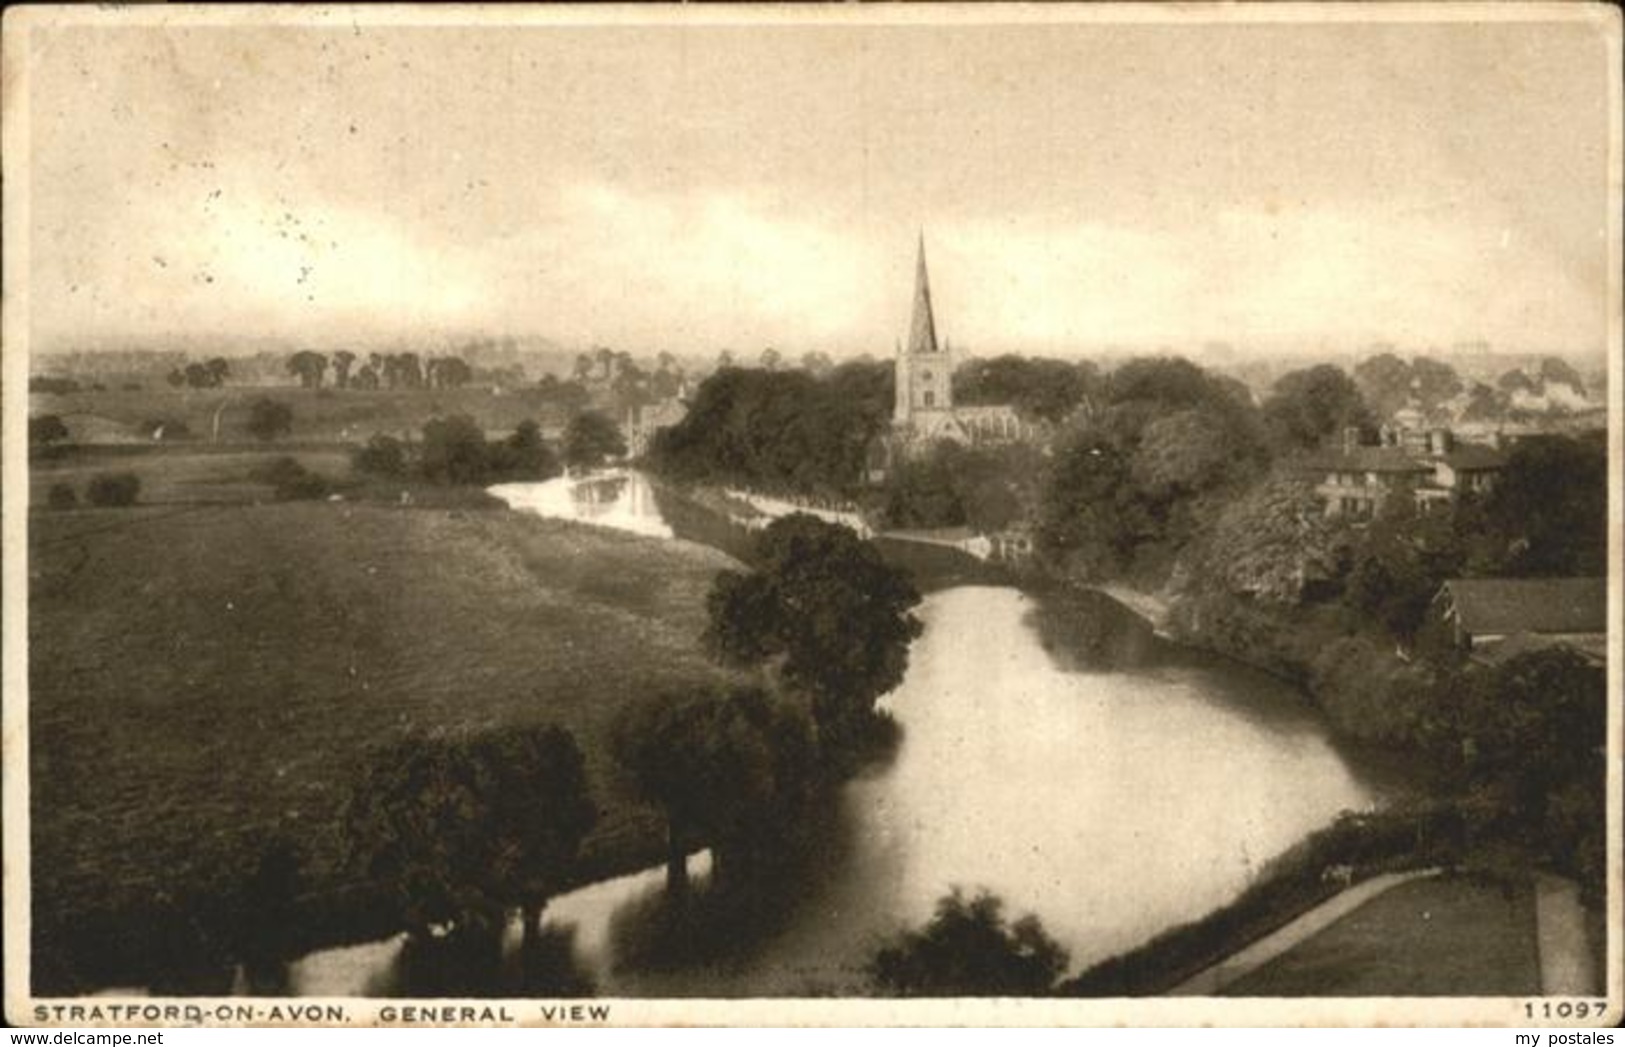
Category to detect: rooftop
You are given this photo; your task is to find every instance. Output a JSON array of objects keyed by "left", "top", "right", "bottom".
[
  {"left": 1440, "top": 577, "right": 1607, "bottom": 637},
  {"left": 1436, "top": 445, "right": 1507, "bottom": 470},
  {"left": 1303, "top": 446, "right": 1433, "bottom": 473}
]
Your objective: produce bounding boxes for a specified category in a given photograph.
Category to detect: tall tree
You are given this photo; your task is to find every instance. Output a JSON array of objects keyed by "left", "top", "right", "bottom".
[
  {"left": 613, "top": 684, "right": 816, "bottom": 893},
  {"left": 563, "top": 410, "right": 627, "bottom": 471},
  {"left": 331, "top": 350, "right": 356, "bottom": 389},
  {"left": 1261, "top": 364, "right": 1373, "bottom": 450},
  {"left": 286, "top": 351, "right": 329, "bottom": 389},
  {"left": 704, "top": 515, "right": 923, "bottom": 760},
  {"left": 470, "top": 725, "right": 595, "bottom": 947}
]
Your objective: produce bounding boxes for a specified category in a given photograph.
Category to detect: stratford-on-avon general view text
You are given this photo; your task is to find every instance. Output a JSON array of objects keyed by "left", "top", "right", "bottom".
[{"left": 4, "top": 3, "right": 1620, "bottom": 1028}]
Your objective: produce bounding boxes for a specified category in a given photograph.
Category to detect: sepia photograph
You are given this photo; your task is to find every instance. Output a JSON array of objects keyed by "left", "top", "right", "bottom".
[{"left": 3, "top": 2, "right": 1620, "bottom": 1028}]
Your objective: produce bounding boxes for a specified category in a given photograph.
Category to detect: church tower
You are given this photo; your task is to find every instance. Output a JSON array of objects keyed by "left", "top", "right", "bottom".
[{"left": 893, "top": 233, "right": 953, "bottom": 425}]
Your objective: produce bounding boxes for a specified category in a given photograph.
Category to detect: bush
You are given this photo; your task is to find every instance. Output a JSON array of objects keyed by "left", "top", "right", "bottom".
[
  {"left": 46, "top": 483, "right": 78, "bottom": 510},
  {"left": 86, "top": 473, "right": 141, "bottom": 507},
  {"left": 245, "top": 399, "right": 294, "bottom": 442},
  {"left": 251, "top": 457, "right": 331, "bottom": 501},
  {"left": 29, "top": 414, "right": 71, "bottom": 451},
  {"left": 870, "top": 888, "right": 1068, "bottom": 996},
  {"left": 352, "top": 435, "right": 408, "bottom": 479}
]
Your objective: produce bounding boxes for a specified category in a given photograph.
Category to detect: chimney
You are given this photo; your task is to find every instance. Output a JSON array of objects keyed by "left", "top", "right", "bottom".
[
  {"left": 1342, "top": 426, "right": 1362, "bottom": 455},
  {"left": 1428, "top": 428, "right": 1453, "bottom": 456},
  {"left": 1490, "top": 429, "right": 1505, "bottom": 450}
]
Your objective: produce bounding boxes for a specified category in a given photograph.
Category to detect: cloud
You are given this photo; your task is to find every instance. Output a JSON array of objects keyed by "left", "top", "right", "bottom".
[{"left": 495, "top": 183, "right": 890, "bottom": 351}]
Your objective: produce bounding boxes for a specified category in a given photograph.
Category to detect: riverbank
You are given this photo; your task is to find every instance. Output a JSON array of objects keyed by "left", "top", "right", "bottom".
[
  {"left": 1062, "top": 804, "right": 1463, "bottom": 996},
  {"left": 28, "top": 500, "right": 737, "bottom": 993}
]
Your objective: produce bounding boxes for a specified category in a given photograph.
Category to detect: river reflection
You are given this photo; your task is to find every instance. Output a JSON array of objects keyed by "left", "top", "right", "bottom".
[
  {"left": 292, "top": 573, "right": 1382, "bottom": 996},
  {"left": 489, "top": 470, "right": 674, "bottom": 540}
]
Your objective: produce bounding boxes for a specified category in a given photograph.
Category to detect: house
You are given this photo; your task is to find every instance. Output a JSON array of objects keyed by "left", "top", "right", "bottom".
[
  {"left": 1307, "top": 425, "right": 1506, "bottom": 518},
  {"left": 1433, "top": 577, "right": 1607, "bottom": 665}
]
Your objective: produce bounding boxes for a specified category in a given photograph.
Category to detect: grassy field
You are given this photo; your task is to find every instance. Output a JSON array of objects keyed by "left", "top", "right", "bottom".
[
  {"left": 30, "top": 384, "right": 580, "bottom": 445},
  {"left": 28, "top": 497, "right": 740, "bottom": 991},
  {"left": 30, "top": 446, "right": 356, "bottom": 506},
  {"left": 1219, "top": 877, "right": 1542, "bottom": 996}
]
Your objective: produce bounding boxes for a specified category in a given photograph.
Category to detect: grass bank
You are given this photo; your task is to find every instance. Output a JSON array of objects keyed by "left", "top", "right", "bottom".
[
  {"left": 28, "top": 499, "right": 739, "bottom": 993},
  {"left": 1062, "top": 804, "right": 1465, "bottom": 996}
]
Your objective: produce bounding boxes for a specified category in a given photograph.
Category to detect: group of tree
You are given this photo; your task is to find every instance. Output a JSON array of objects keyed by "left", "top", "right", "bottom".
[
  {"left": 1437, "top": 647, "right": 1606, "bottom": 891},
  {"left": 612, "top": 514, "right": 924, "bottom": 894},
  {"left": 868, "top": 888, "right": 1068, "bottom": 996},
  {"left": 877, "top": 441, "right": 1045, "bottom": 533},
  {"left": 1036, "top": 357, "right": 1270, "bottom": 584},
  {"left": 704, "top": 514, "right": 924, "bottom": 762},
  {"left": 613, "top": 684, "right": 817, "bottom": 893},
  {"left": 1351, "top": 352, "right": 1464, "bottom": 419},
  {"left": 354, "top": 416, "right": 564, "bottom": 487},
  {"left": 952, "top": 354, "right": 1101, "bottom": 425},
  {"left": 286, "top": 350, "right": 475, "bottom": 391},
  {"left": 43, "top": 472, "right": 141, "bottom": 509},
  {"left": 165, "top": 357, "right": 231, "bottom": 390},
  {"left": 647, "top": 361, "right": 893, "bottom": 497},
  {"left": 344, "top": 724, "right": 595, "bottom": 957},
  {"left": 1176, "top": 428, "right": 1606, "bottom": 644},
  {"left": 351, "top": 411, "right": 621, "bottom": 487},
  {"left": 570, "top": 347, "right": 687, "bottom": 410},
  {"left": 1353, "top": 350, "right": 1593, "bottom": 424}
]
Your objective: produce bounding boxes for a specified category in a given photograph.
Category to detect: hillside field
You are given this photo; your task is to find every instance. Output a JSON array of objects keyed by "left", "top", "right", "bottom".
[
  {"left": 27, "top": 499, "right": 739, "bottom": 991},
  {"left": 29, "top": 384, "right": 580, "bottom": 446}
]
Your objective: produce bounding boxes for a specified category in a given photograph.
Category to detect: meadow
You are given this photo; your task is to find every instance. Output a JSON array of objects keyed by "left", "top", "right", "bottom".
[
  {"left": 30, "top": 383, "right": 578, "bottom": 445},
  {"left": 27, "top": 477, "right": 740, "bottom": 992}
]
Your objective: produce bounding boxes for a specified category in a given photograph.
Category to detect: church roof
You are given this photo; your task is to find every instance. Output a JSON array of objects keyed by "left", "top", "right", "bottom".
[{"left": 906, "top": 232, "right": 941, "bottom": 356}]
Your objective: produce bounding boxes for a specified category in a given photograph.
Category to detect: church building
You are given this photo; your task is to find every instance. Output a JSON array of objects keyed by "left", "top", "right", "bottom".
[{"left": 868, "top": 236, "right": 1036, "bottom": 482}]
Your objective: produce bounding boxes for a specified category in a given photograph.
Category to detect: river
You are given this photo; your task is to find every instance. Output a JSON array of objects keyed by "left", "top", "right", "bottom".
[{"left": 288, "top": 469, "right": 1386, "bottom": 996}]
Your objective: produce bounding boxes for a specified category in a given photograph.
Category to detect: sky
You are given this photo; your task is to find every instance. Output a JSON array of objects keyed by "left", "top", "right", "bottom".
[{"left": 21, "top": 11, "right": 1617, "bottom": 360}]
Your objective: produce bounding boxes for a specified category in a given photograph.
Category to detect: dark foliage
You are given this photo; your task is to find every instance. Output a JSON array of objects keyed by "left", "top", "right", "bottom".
[
  {"left": 29, "top": 414, "right": 71, "bottom": 450},
  {"left": 1262, "top": 364, "right": 1374, "bottom": 450},
  {"left": 1479, "top": 434, "right": 1607, "bottom": 576},
  {"left": 613, "top": 684, "right": 817, "bottom": 892},
  {"left": 420, "top": 415, "right": 492, "bottom": 485},
  {"left": 648, "top": 362, "right": 893, "bottom": 496},
  {"left": 250, "top": 457, "right": 332, "bottom": 501},
  {"left": 344, "top": 724, "right": 595, "bottom": 943},
  {"left": 870, "top": 888, "right": 1068, "bottom": 996},
  {"left": 1036, "top": 356, "right": 1269, "bottom": 585},
  {"left": 245, "top": 398, "right": 294, "bottom": 441},
  {"left": 86, "top": 472, "right": 140, "bottom": 507},
  {"left": 704, "top": 515, "right": 923, "bottom": 763},
  {"left": 352, "top": 434, "right": 409, "bottom": 478},
  {"left": 30, "top": 376, "right": 82, "bottom": 395},
  {"left": 953, "top": 354, "right": 1100, "bottom": 424},
  {"left": 46, "top": 483, "right": 78, "bottom": 510},
  {"left": 563, "top": 410, "right": 627, "bottom": 470}
]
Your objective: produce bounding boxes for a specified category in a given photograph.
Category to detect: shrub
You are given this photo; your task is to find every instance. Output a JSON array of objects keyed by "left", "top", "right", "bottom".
[
  {"left": 245, "top": 399, "right": 294, "bottom": 442},
  {"left": 870, "top": 888, "right": 1068, "bottom": 996},
  {"left": 352, "top": 435, "right": 408, "bottom": 479},
  {"left": 46, "top": 483, "right": 78, "bottom": 510},
  {"left": 86, "top": 473, "right": 141, "bottom": 507},
  {"left": 251, "top": 457, "right": 331, "bottom": 501}
]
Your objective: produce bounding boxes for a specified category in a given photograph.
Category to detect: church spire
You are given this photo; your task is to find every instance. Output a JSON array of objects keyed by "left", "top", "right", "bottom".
[{"left": 906, "top": 231, "right": 940, "bottom": 356}]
